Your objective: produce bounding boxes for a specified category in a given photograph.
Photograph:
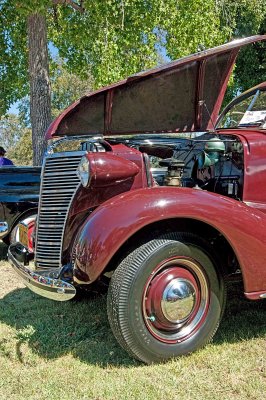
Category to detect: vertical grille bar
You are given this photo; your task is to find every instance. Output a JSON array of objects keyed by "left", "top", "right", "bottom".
[{"left": 35, "top": 151, "right": 84, "bottom": 269}]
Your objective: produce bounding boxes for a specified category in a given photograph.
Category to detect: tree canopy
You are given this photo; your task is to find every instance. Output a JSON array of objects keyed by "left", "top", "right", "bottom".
[
  {"left": 1, "top": 0, "right": 265, "bottom": 115},
  {"left": 0, "top": 0, "right": 265, "bottom": 164},
  {"left": 0, "top": 65, "right": 94, "bottom": 165}
]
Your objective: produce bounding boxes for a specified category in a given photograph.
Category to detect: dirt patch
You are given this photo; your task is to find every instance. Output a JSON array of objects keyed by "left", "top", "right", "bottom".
[{"left": 0, "top": 241, "right": 25, "bottom": 298}]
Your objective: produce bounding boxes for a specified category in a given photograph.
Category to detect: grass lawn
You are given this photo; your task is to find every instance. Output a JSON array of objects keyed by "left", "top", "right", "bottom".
[{"left": 0, "top": 242, "right": 265, "bottom": 400}]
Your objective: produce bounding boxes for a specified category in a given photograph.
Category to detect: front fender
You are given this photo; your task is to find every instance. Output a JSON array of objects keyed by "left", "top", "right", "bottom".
[{"left": 74, "top": 187, "right": 266, "bottom": 294}]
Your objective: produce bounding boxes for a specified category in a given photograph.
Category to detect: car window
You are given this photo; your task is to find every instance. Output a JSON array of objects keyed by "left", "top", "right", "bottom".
[{"left": 218, "top": 90, "right": 266, "bottom": 129}]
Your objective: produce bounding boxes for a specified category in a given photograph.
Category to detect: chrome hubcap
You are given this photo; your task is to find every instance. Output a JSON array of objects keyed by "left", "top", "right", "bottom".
[
  {"left": 161, "top": 278, "right": 196, "bottom": 323},
  {"left": 143, "top": 257, "right": 209, "bottom": 343}
]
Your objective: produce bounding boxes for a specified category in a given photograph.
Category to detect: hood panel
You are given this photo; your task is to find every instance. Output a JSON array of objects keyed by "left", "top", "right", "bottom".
[{"left": 46, "top": 35, "right": 266, "bottom": 139}]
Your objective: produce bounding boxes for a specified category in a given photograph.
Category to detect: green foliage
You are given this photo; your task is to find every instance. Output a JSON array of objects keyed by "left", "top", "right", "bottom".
[
  {"left": 0, "top": 0, "right": 265, "bottom": 115},
  {"left": 50, "top": 60, "right": 94, "bottom": 118},
  {"left": 18, "top": 61, "right": 94, "bottom": 125},
  {"left": 50, "top": 1, "right": 160, "bottom": 87},
  {"left": 2, "top": 63, "right": 93, "bottom": 164},
  {"left": 160, "top": 0, "right": 230, "bottom": 59},
  {"left": 0, "top": 1, "right": 28, "bottom": 114},
  {"left": 8, "top": 129, "right": 33, "bottom": 166},
  {"left": 0, "top": 113, "right": 32, "bottom": 165},
  {"left": 221, "top": 0, "right": 266, "bottom": 101},
  {"left": 0, "top": 114, "right": 26, "bottom": 151},
  {"left": 235, "top": 41, "right": 266, "bottom": 92},
  {"left": 233, "top": 1, "right": 266, "bottom": 93}
]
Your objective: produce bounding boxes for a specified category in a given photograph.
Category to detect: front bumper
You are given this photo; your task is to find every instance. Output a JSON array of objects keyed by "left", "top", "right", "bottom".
[{"left": 8, "top": 243, "right": 76, "bottom": 301}]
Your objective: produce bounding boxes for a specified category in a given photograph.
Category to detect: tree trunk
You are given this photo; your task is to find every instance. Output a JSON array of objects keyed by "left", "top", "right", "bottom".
[{"left": 27, "top": 13, "right": 51, "bottom": 166}]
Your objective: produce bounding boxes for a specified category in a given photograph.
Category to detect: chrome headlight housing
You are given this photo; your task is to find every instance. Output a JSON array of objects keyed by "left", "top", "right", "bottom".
[{"left": 76, "top": 155, "right": 91, "bottom": 187}]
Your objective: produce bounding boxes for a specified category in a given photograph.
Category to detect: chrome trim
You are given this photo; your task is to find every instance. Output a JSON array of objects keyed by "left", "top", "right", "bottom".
[
  {"left": 8, "top": 244, "right": 76, "bottom": 301},
  {"left": 143, "top": 258, "right": 209, "bottom": 341},
  {"left": 143, "top": 153, "right": 153, "bottom": 187},
  {"left": 0, "top": 221, "right": 8, "bottom": 238},
  {"left": 46, "top": 135, "right": 103, "bottom": 155},
  {"left": 161, "top": 278, "right": 196, "bottom": 323},
  {"left": 35, "top": 151, "right": 85, "bottom": 269},
  {"left": 151, "top": 167, "right": 168, "bottom": 186},
  {"left": 259, "top": 293, "right": 266, "bottom": 299}
]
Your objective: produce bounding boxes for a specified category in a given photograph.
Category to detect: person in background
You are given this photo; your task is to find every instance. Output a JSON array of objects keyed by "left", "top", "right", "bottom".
[{"left": 0, "top": 146, "right": 14, "bottom": 166}]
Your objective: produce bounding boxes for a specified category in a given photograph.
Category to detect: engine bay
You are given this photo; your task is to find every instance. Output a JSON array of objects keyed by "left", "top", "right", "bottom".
[
  {"left": 48, "top": 132, "right": 244, "bottom": 201},
  {"left": 112, "top": 133, "right": 244, "bottom": 200}
]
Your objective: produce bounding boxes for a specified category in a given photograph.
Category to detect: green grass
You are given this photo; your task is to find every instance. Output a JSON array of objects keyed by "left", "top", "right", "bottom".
[{"left": 0, "top": 242, "right": 265, "bottom": 400}]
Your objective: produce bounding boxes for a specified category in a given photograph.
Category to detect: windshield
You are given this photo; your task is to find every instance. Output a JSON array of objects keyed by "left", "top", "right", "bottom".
[{"left": 217, "top": 89, "right": 266, "bottom": 129}]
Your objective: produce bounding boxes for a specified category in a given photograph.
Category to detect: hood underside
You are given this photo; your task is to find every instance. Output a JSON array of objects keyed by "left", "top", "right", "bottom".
[{"left": 46, "top": 35, "right": 266, "bottom": 139}]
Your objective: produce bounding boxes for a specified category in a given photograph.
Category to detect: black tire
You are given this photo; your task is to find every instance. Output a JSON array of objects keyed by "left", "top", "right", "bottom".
[
  {"left": 1, "top": 235, "right": 10, "bottom": 245},
  {"left": 107, "top": 232, "right": 225, "bottom": 364}
]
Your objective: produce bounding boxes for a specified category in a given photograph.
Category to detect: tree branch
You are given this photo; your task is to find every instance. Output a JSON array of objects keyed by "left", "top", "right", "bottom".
[
  {"left": 52, "top": 0, "right": 85, "bottom": 13},
  {"left": 52, "top": 5, "right": 60, "bottom": 30}
]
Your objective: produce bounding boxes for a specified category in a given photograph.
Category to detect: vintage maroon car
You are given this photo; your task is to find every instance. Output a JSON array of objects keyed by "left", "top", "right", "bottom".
[{"left": 9, "top": 35, "right": 266, "bottom": 364}]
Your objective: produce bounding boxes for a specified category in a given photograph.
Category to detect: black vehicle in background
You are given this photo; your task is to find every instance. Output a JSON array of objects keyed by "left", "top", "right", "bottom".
[{"left": 0, "top": 166, "right": 40, "bottom": 244}]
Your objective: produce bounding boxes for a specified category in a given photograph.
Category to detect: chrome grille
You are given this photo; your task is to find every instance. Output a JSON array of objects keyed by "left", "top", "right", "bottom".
[{"left": 35, "top": 151, "right": 84, "bottom": 269}]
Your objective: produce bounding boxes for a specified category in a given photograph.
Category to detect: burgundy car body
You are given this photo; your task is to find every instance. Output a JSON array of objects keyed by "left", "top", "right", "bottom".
[
  {"left": 8, "top": 35, "right": 266, "bottom": 363},
  {"left": 45, "top": 35, "right": 266, "bottom": 300}
]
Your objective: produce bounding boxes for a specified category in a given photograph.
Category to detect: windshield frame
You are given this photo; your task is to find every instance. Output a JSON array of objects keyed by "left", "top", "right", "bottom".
[{"left": 216, "top": 84, "right": 266, "bottom": 130}]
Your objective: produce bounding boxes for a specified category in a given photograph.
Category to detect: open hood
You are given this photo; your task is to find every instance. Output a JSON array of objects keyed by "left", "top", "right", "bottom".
[{"left": 46, "top": 35, "right": 266, "bottom": 139}]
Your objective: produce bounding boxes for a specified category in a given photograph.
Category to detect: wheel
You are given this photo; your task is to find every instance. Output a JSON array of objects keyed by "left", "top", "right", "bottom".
[
  {"left": 1, "top": 235, "right": 11, "bottom": 245},
  {"left": 107, "top": 232, "right": 225, "bottom": 364},
  {"left": 4, "top": 214, "right": 36, "bottom": 250}
]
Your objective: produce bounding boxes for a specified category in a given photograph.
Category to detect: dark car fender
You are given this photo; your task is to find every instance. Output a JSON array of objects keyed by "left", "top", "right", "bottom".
[
  {"left": 74, "top": 186, "right": 266, "bottom": 296},
  {"left": 0, "top": 166, "right": 40, "bottom": 241}
]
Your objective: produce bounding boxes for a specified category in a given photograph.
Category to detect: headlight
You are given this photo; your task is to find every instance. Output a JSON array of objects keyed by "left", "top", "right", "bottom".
[{"left": 76, "top": 155, "right": 91, "bottom": 187}]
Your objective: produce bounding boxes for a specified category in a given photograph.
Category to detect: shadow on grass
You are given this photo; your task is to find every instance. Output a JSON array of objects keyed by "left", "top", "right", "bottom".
[
  {"left": 0, "top": 242, "right": 136, "bottom": 367},
  {"left": 0, "top": 286, "right": 138, "bottom": 367},
  {"left": 0, "top": 282, "right": 265, "bottom": 367},
  {"left": 214, "top": 283, "right": 266, "bottom": 344}
]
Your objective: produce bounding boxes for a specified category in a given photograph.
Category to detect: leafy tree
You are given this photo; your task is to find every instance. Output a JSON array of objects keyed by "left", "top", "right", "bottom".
[
  {"left": 0, "top": 0, "right": 86, "bottom": 165},
  {"left": 8, "top": 129, "right": 33, "bottom": 166},
  {"left": 231, "top": 1, "right": 266, "bottom": 93},
  {"left": 0, "top": 114, "right": 26, "bottom": 151},
  {"left": 0, "top": 0, "right": 265, "bottom": 166},
  {"left": 50, "top": 1, "right": 160, "bottom": 86},
  {"left": 50, "top": 59, "right": 94, "bottom": 118},
  {"left": 1, "top": 0, "right": 159, "bottom": 164},
  {"left": 18, "top": 61, "right": 94, "bottom": 125},
  {"left": 159, "top": 0, "right": 231, "bottom": 59},
  {"left": 0, "top": 113, "right": 31, "bottom": 165},
  {"left": 2, "top": 65, "right": 93, "bottom": 165}
]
